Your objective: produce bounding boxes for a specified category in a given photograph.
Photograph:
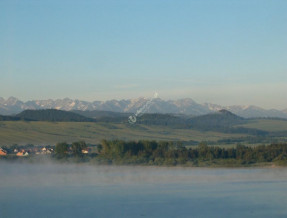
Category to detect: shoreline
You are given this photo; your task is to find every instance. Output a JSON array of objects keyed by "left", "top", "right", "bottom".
[{"left": 1, "top": 156, "right": 286, "bottom": 169}]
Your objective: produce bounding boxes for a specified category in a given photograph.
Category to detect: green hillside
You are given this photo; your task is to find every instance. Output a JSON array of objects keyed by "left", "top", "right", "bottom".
[
  {"left": 237, "top": 119, "right": 287, "bottom": 132},
  {"left": 72, "top": 110, "right": 131, "bottom": 119},
  {"left": 0, "top": 115, "right": 22, "bottom": 121},
  {"left": 188, "top": 110, "right": 244, "bottom": 129},
  {"left": 1, "top": 110, "right": 287, "bottom": 146},
  {"left": 16, "top": 109, "right": 95, "bottom": 122},
  {"left": 0, "top": 121, "right": 247, "bottom": 146}
]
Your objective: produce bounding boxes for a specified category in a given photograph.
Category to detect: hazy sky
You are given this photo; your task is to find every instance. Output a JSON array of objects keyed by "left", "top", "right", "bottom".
[{"left": 1, "top": 0, "right": 286, "bottom": 109}]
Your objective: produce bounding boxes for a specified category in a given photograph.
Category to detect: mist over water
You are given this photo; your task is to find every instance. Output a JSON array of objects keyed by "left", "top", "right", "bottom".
[{"left": 1, "top": 163, "right": 287, "bottom": 218}]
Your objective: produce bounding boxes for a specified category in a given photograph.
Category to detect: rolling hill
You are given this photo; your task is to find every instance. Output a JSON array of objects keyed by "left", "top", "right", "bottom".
[
  {"left": 188, "top": 110, "right": 245, "bottom": 129},
  {"left": 0, "top": 115, "right": 22, "bottom": 121},
  {"left": 16, "top": 109, "right": 95, "bottom": 122},
  {"left": 0, "top": 108, "right": 284, "bottom": 146}
]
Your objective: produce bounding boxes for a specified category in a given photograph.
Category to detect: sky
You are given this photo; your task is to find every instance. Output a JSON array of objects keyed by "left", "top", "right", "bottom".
[{"left": 0, "top": 0, "right": 286, "bottom": 109}]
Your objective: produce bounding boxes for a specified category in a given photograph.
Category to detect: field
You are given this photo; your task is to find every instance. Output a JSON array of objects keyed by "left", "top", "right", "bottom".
[
  {"left": 1, "top": 118, "right": 287, "bottom": 146},
  {"left": 237, "top": 119, "right": 287, "bottom": 132},
  {"left": 0, "top": 121, "right": 247, "bottom": 146}
]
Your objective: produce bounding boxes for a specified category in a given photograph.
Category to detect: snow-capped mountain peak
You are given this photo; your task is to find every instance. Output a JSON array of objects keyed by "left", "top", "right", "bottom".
[{"left": 0, "top": 97, "right": 286, "bottom": 118}]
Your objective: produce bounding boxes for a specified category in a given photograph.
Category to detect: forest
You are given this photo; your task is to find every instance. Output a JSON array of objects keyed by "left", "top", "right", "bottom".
[{"left": 97, "top": 140, "right": 287, "bottom": 166}]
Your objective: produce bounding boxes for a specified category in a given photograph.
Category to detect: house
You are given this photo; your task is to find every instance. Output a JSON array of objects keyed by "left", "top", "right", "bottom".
[
  {"left": 40, "top": 147, "right": 54, "bottom": 154},
  {"left": 16, "top": 150, "right": 29, "bottom": 157},
  {"left": 81, "top": 148, "right": 89, "bottom": 154},
  {"left": 42, "top": 147, "right": 47, "bottom": 152},
  {"left": 16, "top": 151, "right": 23, "bottom": 156},
  {"left": 0, "top": 148, "right": 7, "bottom": 156}
]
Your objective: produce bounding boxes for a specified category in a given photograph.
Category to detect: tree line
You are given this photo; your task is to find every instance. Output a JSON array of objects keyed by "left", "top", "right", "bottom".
[
  {"left": 98, "top": 140, "right": 287, "bottom": 165},
  {"left": 3, "top": 140, "right": 287, "bottom": 166}
]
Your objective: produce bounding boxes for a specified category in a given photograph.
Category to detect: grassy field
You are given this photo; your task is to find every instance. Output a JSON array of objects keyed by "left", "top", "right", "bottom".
[
  {"left": 0, "top": 121, "right": 247, "bottom": 146},
  {"left": 237, "top": 119, "right": 287, "bottom": 132}
]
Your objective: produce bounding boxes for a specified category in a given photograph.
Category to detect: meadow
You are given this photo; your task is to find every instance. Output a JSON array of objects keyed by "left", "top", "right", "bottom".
[
  {"left": 237, "top": 119, "right": 287, "bottom": 132},
  {"left": 1, "top": 118, "right": 287, "bottom": 146},
  {"left": 0, "top": 121, "right": 246, "bottom": 146}
]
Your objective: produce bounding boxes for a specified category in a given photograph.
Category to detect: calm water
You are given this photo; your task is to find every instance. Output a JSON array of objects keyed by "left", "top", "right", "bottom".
[{"left": 0, "top": 163, "right": 287, "bottom": 218}]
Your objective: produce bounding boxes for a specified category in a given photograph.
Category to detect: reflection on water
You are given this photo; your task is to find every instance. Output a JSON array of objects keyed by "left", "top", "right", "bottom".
[{"left": 1, "top": 163, "right": 287, "bottom": 218}]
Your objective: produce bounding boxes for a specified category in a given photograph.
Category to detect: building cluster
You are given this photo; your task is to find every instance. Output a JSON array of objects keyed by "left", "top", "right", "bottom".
[
  {"left": 0, "top": 146, "right": 54, "bottom": 156},
  {"left": 0, "top": 146, "right": 91, "bottom": 156}
]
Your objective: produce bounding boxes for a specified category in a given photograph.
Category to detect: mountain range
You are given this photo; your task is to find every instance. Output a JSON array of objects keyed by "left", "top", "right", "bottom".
[
  {"left": 1, "top": 96, "right": 287, "bottom": 118},
  {"left": 0, "top": 108, "right": 267, "bottom": 136}
]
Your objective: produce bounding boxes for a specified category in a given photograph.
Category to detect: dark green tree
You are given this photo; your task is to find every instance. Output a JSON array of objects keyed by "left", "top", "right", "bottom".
[
  {"left": 97, "top": 144, "right": 103, "bottom": 153},
  {"left": 71, "top": 141, "right": 87, "bottom": 156},
  {"left": 101, "top": 139, "right": 110, "bottom": 154},
  {"left": 198, "top": 141, "right": 208, "bottom": 159},
  {"left": 55, "top": 142, "right": 69, "bottom": 157}
]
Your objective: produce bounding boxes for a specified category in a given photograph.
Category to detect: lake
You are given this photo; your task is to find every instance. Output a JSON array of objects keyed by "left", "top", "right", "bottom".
[{"left": 1, "top": 163, "right": 287, "bottom": 218}]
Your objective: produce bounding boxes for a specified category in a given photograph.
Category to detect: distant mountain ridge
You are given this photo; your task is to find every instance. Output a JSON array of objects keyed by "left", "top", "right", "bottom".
[
  {"left": 16, "top": 109, "right": 95, "bottom": 122},
  {"left": 1, "top": 96, "right": 287, "bottom": 118},
  {"left": 10, "top": 108, "right": 266, "bottom": 136}
]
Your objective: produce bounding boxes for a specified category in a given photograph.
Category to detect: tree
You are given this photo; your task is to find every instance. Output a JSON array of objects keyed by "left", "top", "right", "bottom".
[
  {"left": 236, "top": 144, "right": 247, "bottom": 159},
  {"left": 97, "top": 144, "right": 103, "bottom": 153},
  {"left": 101, "top": 139, "right": 110, "bottom": 154},
  {"left": 55, "top": 142, "right": 69, "bottom": 157},
  {"left": 71, "top": 141, "right": 87, "bottom": 156},
  {"left": 198, "top": 141, "right": 208, "bottom": 159}
]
